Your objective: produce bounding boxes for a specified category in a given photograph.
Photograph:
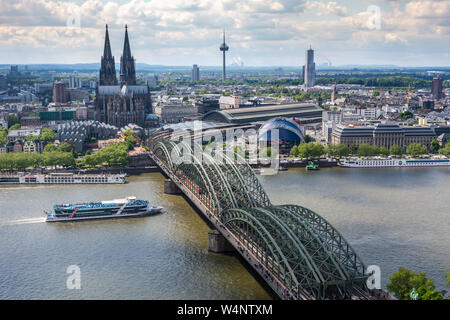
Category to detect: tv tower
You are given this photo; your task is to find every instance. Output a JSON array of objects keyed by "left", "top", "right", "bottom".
[{"left": 219, "top": 30, "right": 229, "bottom": 81}]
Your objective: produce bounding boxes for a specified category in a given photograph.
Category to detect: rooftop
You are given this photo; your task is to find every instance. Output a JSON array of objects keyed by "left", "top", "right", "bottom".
[{"left": 202, "top": 103, "right": 322, "bottom": 124}]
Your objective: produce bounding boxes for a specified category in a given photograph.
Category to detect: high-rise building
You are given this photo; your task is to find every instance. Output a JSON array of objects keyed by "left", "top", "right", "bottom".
[
  {"left": 0, "top": 75, "right": 7, "bottom": 90},
  {"left": 431, "top": 76, "right": 443, "bottom": 99},
  {"left": 219, "top": 30, "right": 229, "bottom": 81},
  {"left": 192, "top": 64, "right": 200, "bottom": 81},
  {"left": 95, "top": 25, "right": 152, "bottom": 128},
  {"left": 303, "top": 46, "right": 315, "bottom": 88},
  {"left": 9, "top": 65, "right": 20, "bottom": 76},
  {"left": 53, "top": 81, "right": 67, "bottom": 103},
  {"left": 69, "top": 75, "right": 82, "bottom": 89}
]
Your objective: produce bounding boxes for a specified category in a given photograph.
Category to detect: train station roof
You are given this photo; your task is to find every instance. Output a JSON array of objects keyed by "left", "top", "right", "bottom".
[{"left": 201, "top": 103, "right": 323, "bottom": 124}]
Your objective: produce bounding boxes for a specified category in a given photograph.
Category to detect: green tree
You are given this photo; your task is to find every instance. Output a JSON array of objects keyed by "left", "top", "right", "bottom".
[
  {"left": 311, "top": 143, "right": 325, "bottom": 158},
  {"left": 25, "top": 135, "right": 39, "bottom": 141},
  {"left": 386, "top": 267, "right": 443, "bottom": 300},
  {"left": 297, "top": 143, "right": 310, "bottom": 158},
  {"left": 439, "top": 141, "right": 450, "bottom": 156},
  {"left": 44, "top": 144, "right": 58, "bottom": 153},
  {"left": 289, "top": 145, "right": 298, "bottom": 157},
  {"left": 297, "top": 142, "right": 324, "bottom": 158},
  {"left": 304, "top": 134, "right": 313, "bottom": 143},
  {"left": 0, "top": 151, "right": 75, "bottom": 170},
  {"left": 379, "top": 146, "right": 390, "bottom": 157},
  {"left": 349, "top": 144, "right": 358, "bottom": 155},
  {"left": 326, "top": 144, "right": 338, "bottom": 157},
  {"left": 390, "top": 144, "right": 403, "bottom": 156},
  {"left": 0, "top": 127, "right": 7, "bottom": 145},
  {"left": 8, "top": 123, "right": 20, "bottom": 132},
  {"left": 357, "top": 144, "right": 379, "bottom": 157},
  {"left": 58, "top": 142, "right": 72, "bottom": 152},
  {"left": 335, "top": 144, "right": 350, "bottom": 158},
  {"left": 406, "top": 143, "right": 428, "bottom": 157},
  {"left": 6, "top": 114, "right": 19, "bottom": 128},
  {"left": 81, "top": 142, "right": 130, "bottom": 167},
  {"left": 39, "top": 128, "right": 56, "bottom": 142},
  {"left": 125, "top": 128, "right": 134, "bottom": 137},
  {"left": 125, "top": 135, "right": 138, "bottom": 150},
  {"left": 430, "top": 140, "right": 440, "bottom": 153},
  {"left": 400, "top": 111, "right": 414, "bottom": 120}
]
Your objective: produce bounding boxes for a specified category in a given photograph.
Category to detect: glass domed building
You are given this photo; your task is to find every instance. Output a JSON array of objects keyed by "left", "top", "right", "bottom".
[{"left": 258, "top": 117, "right": 305, "bottom": 154}]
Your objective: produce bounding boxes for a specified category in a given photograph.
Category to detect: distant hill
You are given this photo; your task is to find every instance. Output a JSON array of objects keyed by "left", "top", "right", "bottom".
[{"left": 1, "top": 63, "right": 449, "bottom": 73}]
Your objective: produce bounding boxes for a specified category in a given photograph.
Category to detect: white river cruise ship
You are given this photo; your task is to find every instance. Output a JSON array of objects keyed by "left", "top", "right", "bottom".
[
  {"left": 0, "top": 172, "right": 126, "bottom": 184},
  {"left": 339, "top": 158, "right": 450, "bottom": 168}
]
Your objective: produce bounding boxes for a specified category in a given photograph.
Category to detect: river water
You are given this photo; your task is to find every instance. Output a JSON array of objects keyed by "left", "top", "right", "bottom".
[{"left": 0, "top": 167, "right": 448, "bottom": 299}]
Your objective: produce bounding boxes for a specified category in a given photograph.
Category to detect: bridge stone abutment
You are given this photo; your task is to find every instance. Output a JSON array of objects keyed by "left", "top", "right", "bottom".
[
  {"left": 208, "top": 230, "right": 235, "bottom": 253},
  {"left": 164, "top": 179, "right": 182, "bottom": 195}
]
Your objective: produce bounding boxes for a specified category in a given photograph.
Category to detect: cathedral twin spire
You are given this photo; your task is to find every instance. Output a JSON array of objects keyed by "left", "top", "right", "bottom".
[
  {"left": 120, "top": 25, "right": 136, "bottom": 86},
  {"left": 99, "top": 24, "right": 136, "bottom": 86}
]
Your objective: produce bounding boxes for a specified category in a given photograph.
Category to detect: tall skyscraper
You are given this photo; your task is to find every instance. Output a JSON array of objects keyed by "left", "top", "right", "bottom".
[
  {"left": 219, "top": 30, "right": 229, "bottom": 81},
  {"left": 69, "top": 75, "right": 81, "bottom": 89},
  {"left": 53, "top": 81, "right": 67, "bottom": 103},
  {"left": 9, "top": 65, "right": 20, "bottom": 76},
  {"left": 431, "top": 76, "right": 443, "bottom": 99},
  {"left": 192, "top": 64, "right": 200, "bottom": 81},
  {"left": 303, "top": 46, "right": 315, "bottom": 88}
]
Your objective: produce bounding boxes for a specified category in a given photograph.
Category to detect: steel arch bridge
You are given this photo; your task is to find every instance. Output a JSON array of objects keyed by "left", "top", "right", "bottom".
[{"left": 148, "top": 132, "right": 372, "bottom": 300}]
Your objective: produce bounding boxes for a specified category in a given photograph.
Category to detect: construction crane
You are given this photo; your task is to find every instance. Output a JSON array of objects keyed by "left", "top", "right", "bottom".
[
  {"left": 279, "top": 86, "right": 287, "bottom": 102},
  {"left": 390, "top": 85, "right": 412, "bottom": 104},
  {"left": 379, "top": 85, "right": 412, "bottom": 104}
]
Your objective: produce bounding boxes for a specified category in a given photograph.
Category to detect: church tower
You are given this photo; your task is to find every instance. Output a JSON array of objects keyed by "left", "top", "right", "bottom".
[
  {"left": 99, "top": 25, "right": 117, "bottom": 85},
  {"left": 120, "top": 25, "right": 136, "bottom": 86}
]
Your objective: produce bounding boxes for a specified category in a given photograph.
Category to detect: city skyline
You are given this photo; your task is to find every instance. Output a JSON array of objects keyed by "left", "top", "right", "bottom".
[{"left": 0, "top": 0, "right": 449, "bottom": 67}]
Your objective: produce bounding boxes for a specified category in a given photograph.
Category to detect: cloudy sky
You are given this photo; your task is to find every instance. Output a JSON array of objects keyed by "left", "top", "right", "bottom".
[{"left": 0, "top": 0, "right": 449, "bottom": 67}]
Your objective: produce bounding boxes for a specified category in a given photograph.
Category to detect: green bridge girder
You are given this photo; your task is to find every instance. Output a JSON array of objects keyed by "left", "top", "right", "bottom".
[{"left": 149, "top": 130, "right": 370, "bottom": 299}]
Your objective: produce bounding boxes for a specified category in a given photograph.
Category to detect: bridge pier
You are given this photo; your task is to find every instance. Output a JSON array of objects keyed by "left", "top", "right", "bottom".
[
  {"left": 208, "top": 230, "right": 235, "bottom": 253},
  {"left": 164, "top": 179, "right": 182, "bottom": 195}
]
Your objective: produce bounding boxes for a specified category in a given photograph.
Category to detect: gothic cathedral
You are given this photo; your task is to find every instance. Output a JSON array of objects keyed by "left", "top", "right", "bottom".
[{"left": 95, "top": 25, "right": 152, "bottom": 128}]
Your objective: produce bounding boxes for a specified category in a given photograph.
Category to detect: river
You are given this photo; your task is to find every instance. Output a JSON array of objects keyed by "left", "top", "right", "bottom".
[{"left": 0, "top": 167, "right": 448, "bottom": 299}]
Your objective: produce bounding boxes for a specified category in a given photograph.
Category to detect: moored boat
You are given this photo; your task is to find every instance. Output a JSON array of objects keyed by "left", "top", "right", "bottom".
[
  {"left": 0, "top": 172, "right": 126, "bottom": 184},
  {"left": 338, "top": 158, "right": 450, "bottom": 168},
  {"left": 45, "top": 196, "right": 163, "bottom": 222},
  {"left": 305, "top": 161, "right": 319, "bottom": 171}
]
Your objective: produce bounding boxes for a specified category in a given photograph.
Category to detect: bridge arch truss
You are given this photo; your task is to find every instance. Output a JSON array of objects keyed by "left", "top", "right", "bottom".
[{"left": 149, "top": 130, "right": 370, "bottom": 300}]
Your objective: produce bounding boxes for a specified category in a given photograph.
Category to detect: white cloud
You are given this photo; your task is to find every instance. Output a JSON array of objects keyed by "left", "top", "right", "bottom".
[
  {"left": 305, "top": 1, "right": 349, "bottom": 17},
  {"left": 0, "top": 0, "right": 448, "bottom": 66}
]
